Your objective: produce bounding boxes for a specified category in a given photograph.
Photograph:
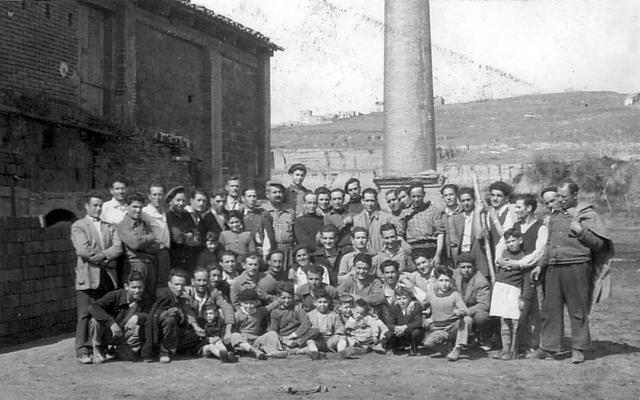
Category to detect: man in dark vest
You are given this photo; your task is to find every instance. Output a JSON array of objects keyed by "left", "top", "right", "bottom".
[
  {"left": 495, "top": 193, "right": 547, "bottom": 357},
  {"left": 531, "top": 179, "right": 613, "bottom": 363}
]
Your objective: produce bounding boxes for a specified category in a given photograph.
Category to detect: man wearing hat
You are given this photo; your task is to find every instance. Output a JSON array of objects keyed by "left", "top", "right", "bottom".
[
  {"left": 453, "top": 253, "right": 492, "bottom": 348},
  {"left": 166, "top": 186, "right": 202, "bottom": 273},
  {"left": 284, "top": 163, "right": 311, "bottom": 217}
]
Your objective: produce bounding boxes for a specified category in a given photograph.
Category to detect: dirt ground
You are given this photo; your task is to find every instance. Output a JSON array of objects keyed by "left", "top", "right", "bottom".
[{"left": 2, "top": 226, "right": 639, "bottom": 400}]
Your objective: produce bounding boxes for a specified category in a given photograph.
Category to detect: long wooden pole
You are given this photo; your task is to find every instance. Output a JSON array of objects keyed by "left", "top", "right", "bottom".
[{"left": 472, "top": 172, "right": 496, "bottom": 284}]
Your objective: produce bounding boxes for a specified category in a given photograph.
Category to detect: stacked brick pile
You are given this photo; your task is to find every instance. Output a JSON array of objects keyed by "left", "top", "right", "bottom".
[{"left": 0, "top": 217, "right": 76, "bottom": 346}]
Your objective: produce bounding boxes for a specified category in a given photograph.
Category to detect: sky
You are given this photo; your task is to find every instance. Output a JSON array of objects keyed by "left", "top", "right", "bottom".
[{"left": 193, "top": 0, "right": 640, "bottom": 123}]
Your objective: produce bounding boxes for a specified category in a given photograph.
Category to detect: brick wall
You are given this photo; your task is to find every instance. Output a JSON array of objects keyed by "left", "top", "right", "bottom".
[
  {"left": 221, "top": 56, "right": 261, "bottom": 186},
  {"left": 135, "top": 23, "right": 212, "bottom": 189},
  {"left": 0, "top": 0, "right": 79, "bottom": 106},
  {"left": 0, "top": 217, "right": 76, "bottom": 346}
]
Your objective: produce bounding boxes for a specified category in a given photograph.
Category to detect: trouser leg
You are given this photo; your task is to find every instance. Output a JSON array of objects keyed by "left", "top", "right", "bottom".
[
  {"left": 562, "top": 263, "right": 591, "bottom": 350},
  {"left": 540, "top": 267, "right": 565, "bottom": 352},
  {"left": 75, "top": 289, "right": 103, "bottom": 356}
]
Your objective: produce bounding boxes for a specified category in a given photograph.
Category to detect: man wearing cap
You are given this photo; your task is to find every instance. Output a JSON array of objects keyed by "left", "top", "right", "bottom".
[
  {"left": 142, "top": 184, "right": 171, "bottom": 288},
  {"left": 531, "top": 179, "right": 613, "bottom": 363},
  {"left": 264, "top": 181, "right": 294, "bottom": 267},
  {"left": 284, "top": 163, "right": 311, "bottom": 217},
  {"left": 166, "top": 186, "right": 202, "bottom": 273}
]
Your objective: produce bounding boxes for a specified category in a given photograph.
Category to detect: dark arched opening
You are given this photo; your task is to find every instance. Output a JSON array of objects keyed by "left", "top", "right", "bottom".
[{"left": 44, "top": 209, "right": 78, "bottom": 227}]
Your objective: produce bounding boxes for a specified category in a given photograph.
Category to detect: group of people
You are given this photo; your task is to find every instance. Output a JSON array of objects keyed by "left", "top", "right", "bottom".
[{"left": 71, "top": 162, "right": 613, "bottom": 366}]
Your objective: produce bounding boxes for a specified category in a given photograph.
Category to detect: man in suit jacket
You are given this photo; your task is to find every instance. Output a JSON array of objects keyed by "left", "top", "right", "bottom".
[
  {"left": 71, "top": 191, "right": 123, "bottom": 364},
  {"left": 450, "top": 187, "right": 490, "bottom": 279},
  {"left": 452, "top": 253, "right": 491, "bottom": 344}
]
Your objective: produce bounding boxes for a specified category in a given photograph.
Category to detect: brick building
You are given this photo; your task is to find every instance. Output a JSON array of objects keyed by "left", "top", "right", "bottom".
[
  {"left": 0, "top": 0, "right": 280, "bottom": 345},
  {"left": 0, "top": 0, "right": 280, "bottom": 219}
]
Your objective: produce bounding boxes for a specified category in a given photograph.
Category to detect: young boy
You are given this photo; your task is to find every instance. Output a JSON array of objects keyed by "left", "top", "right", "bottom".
[
  {"left": 295, "top": 264, "right": 340, "bottom": 312},
  {"left": 198, "top": 304, "right": 238, "bottom": 363},
  {"left": 491, "top": 228, "right": 526, "bottom": 360},
  {"left": 344, "top": 299, "right": 387, "bottom": 354},
  {"left": 421, "top": 266, "right": 469, "bottom": 362},
  {"left": 230, "top": 288, "right": 286, "bottom": 359},
  {"left": 197, "top": 231, "right": 219, "bottom": 269},
  {"left": 306, "top": 289, "right": 349, "bottom": 356},
  {"left": 269, "top": 281, "right": 323, "bottom": 360},
  {"left": 142, "top": 269, "right": 205, "bottom": 363},
  {"left": 384, "top": 288, "right": 424, "bottom": 356}
]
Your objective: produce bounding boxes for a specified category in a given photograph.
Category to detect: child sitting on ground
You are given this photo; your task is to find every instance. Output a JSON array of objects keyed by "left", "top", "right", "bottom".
[
  {"left": 219, "top": 212, "right": 256, "bottom": 263},
  {"left": 306, "top": 288, "right": 350, "bottom": 356},
  {"left": 198, "top": 304, "right": 238, "bottom": 363},
  {"left": 197, "top": 231, "right": 219, "bottom": 269},
  {"left": 269, "top": 281, "right": 323, "bottom": 360},
  {"left": 230, "top": 289, "right": 286, "bottom": 360},
  {"left": 491, "top": 228, "right": 526, "bottom": 360},
  {"left": 344, "top": 299, "right": 387, "bottom": 354},
  {"left": 385, "top": 287, "right": 424, "bottom": 356},
  {"left": 422, "top": 266, "right": 469, "bottom": 362}
]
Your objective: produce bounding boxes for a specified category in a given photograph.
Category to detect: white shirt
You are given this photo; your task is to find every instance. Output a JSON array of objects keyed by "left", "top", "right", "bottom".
[
  {"left": 100, "top": 198, "right": 127, "bottom": 226},
  {"left": 89, "top": 216, "right": 103, "bottom": 247},
  {"left": 461, "top": 211, "right": 474, "bottom": 252},
  {"left": 142, "top": 204, "right": 170, "bottom": 249}
]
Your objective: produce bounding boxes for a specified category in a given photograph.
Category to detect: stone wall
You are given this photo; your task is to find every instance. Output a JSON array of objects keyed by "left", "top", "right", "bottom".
[{"left": 0, "top": 217, "right": 76, "bottom": 346}]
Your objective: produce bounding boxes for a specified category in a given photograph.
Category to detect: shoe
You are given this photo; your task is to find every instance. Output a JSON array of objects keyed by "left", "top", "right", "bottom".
[
  {"left": 219, "top": 349, "right": 229, "bottom": 363},
  {"left": 446, "top": 346, "right": 461, "bottom": 361},
  {"left": 267, "top": 350, "right": 288, "bottom": 359},
  {"left": 142, "top": 358, "right": 154, "bottom": 363},
  {"left": 373, "top": 344, "right": 387, "bottom": 354},
  {"left": 500, "top": 350, "right": 515, "bottom": 361},
  {"left": 491, "top": 350, "right": 506, "bottom": 360},
  {"left": 92, "top": 351, "right": 106, "bottom": 364},
  {"left": 531, "top": 348, "right": 556, "bottom": 360},
  {"left": 159, "top": 352, "right": 171, "bottom": 363},
  {"left": 226, "top": 352, "right": 239, "bottom": 363},
  {"left": 479, "top": 344, "right": 492, "bottom": 352},
  {"left": 308, "top": 351, "right": 322, "bottom": 361},
  {"left": 571, "top": 350, "right": 584, "bottom": 364},
  {"left": 338, "top": 347, "right": 357, "bottom": 359},
  {"left": 251, "top": 348, "right": 267, "bottom": 360},
  {"left": 77, "top": 354, "right": 92, "bottom": 365},
  {"left": 408, "top": 348, "right": 419, "bottom": 357}
]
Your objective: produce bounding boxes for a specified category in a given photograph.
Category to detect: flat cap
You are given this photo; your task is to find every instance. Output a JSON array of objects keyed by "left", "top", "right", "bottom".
[
  {"left": 165, "top": 186, "right": 185, "bottom": 203},
  {"left": 288, "top": 163, "right": 307, "bottom": 175}
]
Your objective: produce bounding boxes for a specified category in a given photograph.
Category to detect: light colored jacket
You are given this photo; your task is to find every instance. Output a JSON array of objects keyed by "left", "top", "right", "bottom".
[{"left": 71, "top": 216, "right": 122, "bottom": 290}]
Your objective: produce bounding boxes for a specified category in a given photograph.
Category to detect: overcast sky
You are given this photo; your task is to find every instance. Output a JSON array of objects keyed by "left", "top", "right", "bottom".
[{"left": 194, "top": 0, "right": 640, "bottom": 123}]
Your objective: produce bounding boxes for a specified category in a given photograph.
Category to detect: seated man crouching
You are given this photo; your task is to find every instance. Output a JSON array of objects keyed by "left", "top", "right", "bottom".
[
  {"left": 452, "top": 253, "right": 492, "bottom": 350},
  {"left": 88, "top": 271, "right": 151, "bottom": 363}
]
